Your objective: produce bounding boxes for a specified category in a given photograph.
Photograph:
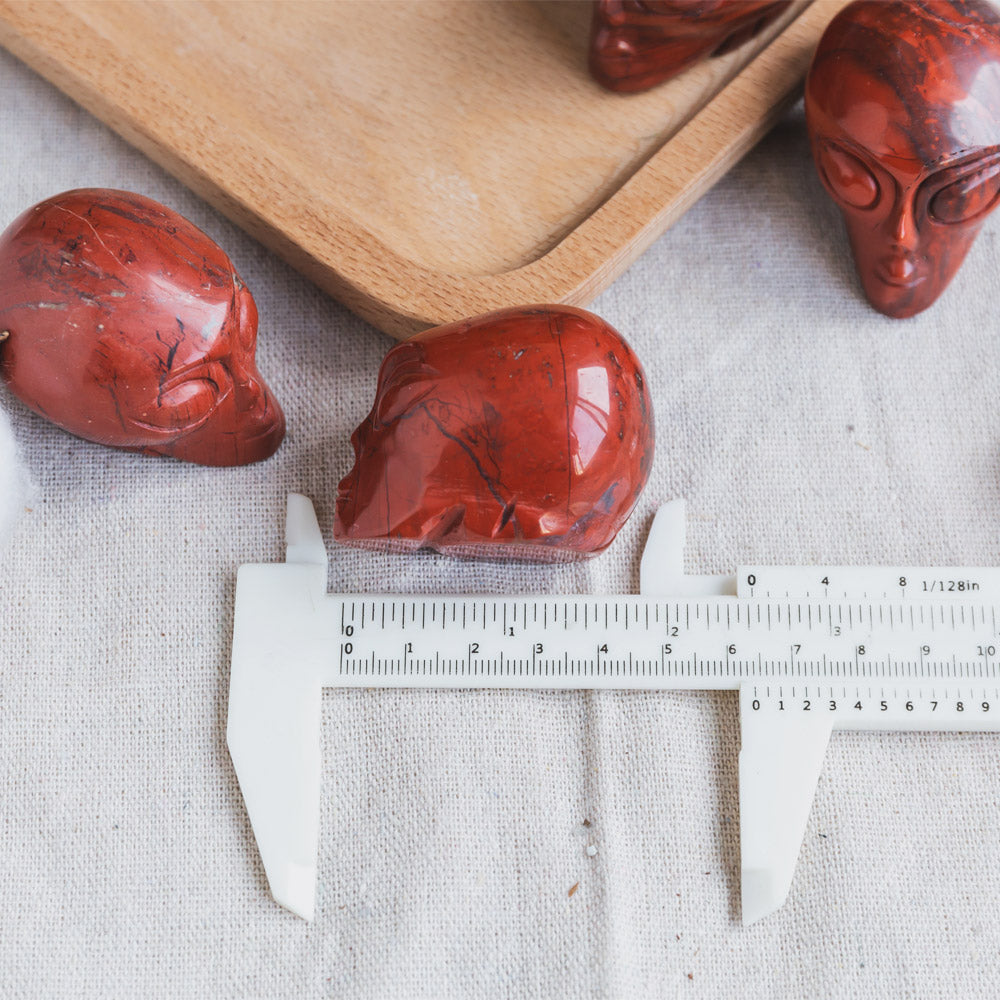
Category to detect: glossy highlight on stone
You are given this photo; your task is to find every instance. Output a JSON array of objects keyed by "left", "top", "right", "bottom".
[
  {"left": 0, "top": 188, "right": 284, "bottom": 464},
  {"left": 334, "top": 306, "right": 654, "bottom": 561},
  {"left": 805, "top": 1, "right": 1000, "bottom": 318},
  {"left": 589, "top": 0, "right": 791, "bottom": 93}
]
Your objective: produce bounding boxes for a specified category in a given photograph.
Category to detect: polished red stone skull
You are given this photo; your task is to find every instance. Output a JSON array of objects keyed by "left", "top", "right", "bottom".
[
  {"left": 334, "top": 306, "right": 654, "bottom": 561},
  {"left": 589, "top": 0, "right": 791, "bottom": 92},
  {"left": 805, "top": 1, "right": 1000, "bottom": 318},
  {"left": 0, "top": 189, "right": 284, "bottom": 464}
]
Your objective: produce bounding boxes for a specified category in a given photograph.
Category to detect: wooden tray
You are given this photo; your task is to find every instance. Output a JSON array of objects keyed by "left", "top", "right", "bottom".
[{"left": 0, "top": 0, "right": 848, "bottom": 338}]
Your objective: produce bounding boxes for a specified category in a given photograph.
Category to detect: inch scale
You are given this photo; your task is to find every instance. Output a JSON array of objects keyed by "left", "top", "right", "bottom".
[{"left": 228, "top": 496, "right": 1000, "bottom": 922}]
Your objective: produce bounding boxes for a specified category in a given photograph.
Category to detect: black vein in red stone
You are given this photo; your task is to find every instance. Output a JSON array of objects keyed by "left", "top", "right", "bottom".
[{"left": 418, "top": 401, "right": 508, "bottom": 509}]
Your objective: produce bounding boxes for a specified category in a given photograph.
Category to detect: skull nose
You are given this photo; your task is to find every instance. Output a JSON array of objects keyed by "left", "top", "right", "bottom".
[
  {"left": 224, "top": 352, "right": 265, "bottom": 414},
  {"left": 232, "top": 369, "right": 265, "bottom": 414},
  {"left": 888, "top": 199, "right": 918, "bottom": 246}
]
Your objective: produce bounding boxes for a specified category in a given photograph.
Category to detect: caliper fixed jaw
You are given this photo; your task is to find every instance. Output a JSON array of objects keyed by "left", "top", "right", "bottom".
[{"left": 227, "top": 494, "right": 330, "bottom": 920}]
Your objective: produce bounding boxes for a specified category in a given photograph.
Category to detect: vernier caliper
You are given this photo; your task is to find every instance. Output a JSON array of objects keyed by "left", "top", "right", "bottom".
[{"left": 229, "top": 495, "right": 1000, "bottom": 922}]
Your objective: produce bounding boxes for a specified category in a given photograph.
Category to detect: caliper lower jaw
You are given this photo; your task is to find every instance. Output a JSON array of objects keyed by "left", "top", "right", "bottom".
[
  {"left": 227, "top": 495, "right": 329, "bottom": 920},
  {"left": 641, "top": 502, "right": 831, "bottom": 926},
  {"left": 737, "top": 687, "right": 833, "bottom": 925}
]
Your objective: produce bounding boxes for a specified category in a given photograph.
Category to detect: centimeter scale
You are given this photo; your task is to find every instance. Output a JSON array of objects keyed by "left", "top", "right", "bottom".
[{"left": 228, "top": 496, "right": 1000, "bottom": 922}]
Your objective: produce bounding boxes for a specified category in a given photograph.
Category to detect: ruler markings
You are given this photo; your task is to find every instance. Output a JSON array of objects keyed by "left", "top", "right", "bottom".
[{"left": 334, "top": 598, "right": 1000, "bottom": 692}]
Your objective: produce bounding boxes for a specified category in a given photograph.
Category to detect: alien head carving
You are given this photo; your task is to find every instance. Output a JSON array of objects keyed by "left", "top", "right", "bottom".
[
  {"left": 334, "top": 305, "right": 654, "bottom": 561},
  {"left": 805, "top": 0, "right": 1000, "bottom": 318},
  {"left": 589, "top": 0, "right": 792, "bottom": 93},
  {"left": 0, "top": 189, "right": 284, "bottom": 464}
]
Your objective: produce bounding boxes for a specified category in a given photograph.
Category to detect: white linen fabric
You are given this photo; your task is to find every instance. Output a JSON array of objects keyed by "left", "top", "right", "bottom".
[
  {"left": 2, "top": 45, "right": 1000, "bottom": 1000},
  {"left": 0, "top": 400, "right": 27, "bottom": 546}
]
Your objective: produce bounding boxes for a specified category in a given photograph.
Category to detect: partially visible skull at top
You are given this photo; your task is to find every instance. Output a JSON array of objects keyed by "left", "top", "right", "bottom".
[
  {"left": 805, "top": 0, "right": 1000, "bottom": 318},
  {"left": 589, "top": 0, "right": 791, "bottom": 92},
  {"left": 0, "top": 188, "right": 284, "bottom": 465}
]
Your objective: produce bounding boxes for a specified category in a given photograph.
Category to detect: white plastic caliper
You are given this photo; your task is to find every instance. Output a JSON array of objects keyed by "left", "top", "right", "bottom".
[{"left": 228, "top": 495, "right": 1000, "bottom": 922}]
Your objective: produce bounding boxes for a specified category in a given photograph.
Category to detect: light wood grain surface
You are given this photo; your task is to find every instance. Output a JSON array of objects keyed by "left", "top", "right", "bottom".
[{"left": 0, "top": 0, "right": 850, "bottom": 337}]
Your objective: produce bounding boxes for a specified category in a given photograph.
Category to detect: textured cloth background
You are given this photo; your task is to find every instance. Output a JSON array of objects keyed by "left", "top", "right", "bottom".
[
  {"left": 0, "top": 401, "right": 27, "bottom": 546},
  {"left": 2, "top": 39, "right": 1000, "bottom": 1000}
]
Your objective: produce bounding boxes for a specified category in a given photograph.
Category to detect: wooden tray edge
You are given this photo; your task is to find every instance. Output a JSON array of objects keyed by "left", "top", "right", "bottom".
[{"left": 0, "top": 0, "right": 849, "bottom": 339}]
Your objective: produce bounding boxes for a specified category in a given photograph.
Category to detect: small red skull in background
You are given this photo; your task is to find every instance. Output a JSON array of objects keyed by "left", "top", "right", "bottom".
[
  {"left": 334, "top": 305, "right": 654, "bottom": 561},
  {"left": 589, "top": 0, "right": 791, "bottom": 93},
  {"left": 0, "top": 189, "right": 284, "bottom": 464},
  {"left": 805, "top": 1, "right": 1000, "bottom": 318}
]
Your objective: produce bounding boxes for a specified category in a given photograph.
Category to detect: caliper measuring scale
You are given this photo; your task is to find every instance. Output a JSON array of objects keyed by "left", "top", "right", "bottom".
[{"left": 228, "top": 496, "right": 1000, "bottom": 922}]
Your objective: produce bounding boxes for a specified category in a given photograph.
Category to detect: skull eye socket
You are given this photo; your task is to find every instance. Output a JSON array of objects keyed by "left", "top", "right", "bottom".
[
  {"left": 133, "top": 375, "right": 222, "bottom": 431},
  {"left": 816, "top": 142, "right": 880, "bottom": 210},
  {"left": 929, "top": 159, "right": 1000, "bottom": 225}
]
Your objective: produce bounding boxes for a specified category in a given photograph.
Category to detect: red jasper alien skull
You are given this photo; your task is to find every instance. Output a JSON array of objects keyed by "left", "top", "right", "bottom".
[
  {"left": 334, "top": 306, "right": 654, "bottom": 561},
  {"left": 0, "top": 189, "right": 284, "bottom": 465},
  {"left": 805, "top": 0, "right": 1000, "bottom": 318},
  {"left": 590, "top": 0, "right": 791, "bottom": 93}
]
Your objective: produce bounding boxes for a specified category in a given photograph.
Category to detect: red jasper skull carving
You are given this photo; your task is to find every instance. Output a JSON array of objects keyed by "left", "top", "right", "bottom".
[
  {"left": 334, "top": 306, "right": 654, "bottom": 561},
  {"left": 590, "top": 0, "right": 791, "bottom": 93},
  {"left": 805, "top": 1, "right": 1000, "bottom": 318},
  {"left": 0, "top": 189, "right": 284, "bottom": 465}
]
